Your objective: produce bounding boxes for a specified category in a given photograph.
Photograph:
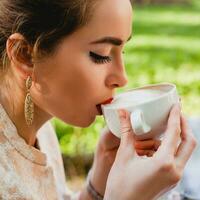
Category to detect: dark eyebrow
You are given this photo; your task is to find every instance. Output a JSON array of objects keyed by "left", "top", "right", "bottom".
[{"left": 90, "top": 34, "right": 132, "bottom": 46}]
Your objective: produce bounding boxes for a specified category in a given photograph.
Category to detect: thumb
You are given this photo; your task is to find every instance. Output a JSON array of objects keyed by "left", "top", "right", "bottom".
[{"left": 118, "top": 109, "right": 136, "bottom": 152}]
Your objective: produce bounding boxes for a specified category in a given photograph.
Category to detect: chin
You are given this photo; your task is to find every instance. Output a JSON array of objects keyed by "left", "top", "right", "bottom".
[
  {"left": 77, "top": 117, "right": 96, "bottom": 128},
  {"left": 63, "top": 115, "right": 96, "bottom": 128}
]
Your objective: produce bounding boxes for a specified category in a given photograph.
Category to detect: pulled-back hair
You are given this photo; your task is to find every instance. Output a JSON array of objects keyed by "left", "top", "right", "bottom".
[{"left": 0, "top": 0, "right": 98, "bottom": 72}]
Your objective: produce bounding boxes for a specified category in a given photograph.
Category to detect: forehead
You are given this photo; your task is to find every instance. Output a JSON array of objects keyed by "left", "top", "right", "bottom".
[
  {"left": 88, "top": 0, "right": 132, "bottom": 37},
  {"left": 68, "top": 0, "right": 133, "bottom": 44}
]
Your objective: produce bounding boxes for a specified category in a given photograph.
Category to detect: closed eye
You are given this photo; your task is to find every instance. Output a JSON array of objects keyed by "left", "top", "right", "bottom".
[{"left": 89, "top": 51, "right": 112, "bottom": 64}]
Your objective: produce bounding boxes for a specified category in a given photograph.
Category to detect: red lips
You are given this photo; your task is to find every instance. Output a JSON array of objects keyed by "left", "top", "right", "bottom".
[
  {"left": 96, "top": 97, "right": 113, "bottom": 115},
  {"left": 101, "top": 97, "right": 113, "bottom": 105}
]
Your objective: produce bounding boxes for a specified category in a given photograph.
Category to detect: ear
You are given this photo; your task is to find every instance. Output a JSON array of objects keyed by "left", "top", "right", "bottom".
[{"left": 6, "top": 33, "right": 34, "bottom": 80}]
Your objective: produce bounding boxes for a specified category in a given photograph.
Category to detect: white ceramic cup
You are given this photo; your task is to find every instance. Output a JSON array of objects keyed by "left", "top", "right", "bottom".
[{"left": 101, "top": 83, "right": 180, "bottom": 140}]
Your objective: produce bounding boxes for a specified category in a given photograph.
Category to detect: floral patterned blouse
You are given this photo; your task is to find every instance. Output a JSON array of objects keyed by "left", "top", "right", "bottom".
[{"left": 0, "top": 104, "right": 78, "bottom": 200}]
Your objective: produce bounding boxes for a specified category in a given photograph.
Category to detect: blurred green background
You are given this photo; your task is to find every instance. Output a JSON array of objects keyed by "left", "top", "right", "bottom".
[{"left": 52, "top": 0, "right": 200, "bottom": 183}]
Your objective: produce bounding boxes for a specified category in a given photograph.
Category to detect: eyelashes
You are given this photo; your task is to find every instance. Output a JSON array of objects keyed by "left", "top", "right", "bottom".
[{"left": 89, "top": 51, "right": 112, "bottom": 64}]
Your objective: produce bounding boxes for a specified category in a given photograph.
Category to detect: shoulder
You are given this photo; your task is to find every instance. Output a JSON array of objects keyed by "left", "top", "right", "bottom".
[
  {"left": 0, "top": 128, "right": 13, "bottom": 163},
  {"left": 0, "top": 129, "right": 17, "bottom": 186}
]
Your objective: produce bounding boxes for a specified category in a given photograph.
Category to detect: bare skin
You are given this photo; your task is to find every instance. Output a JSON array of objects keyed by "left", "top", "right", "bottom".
[
  {"left": 1, "top": 0, "right": 132, "bottom": 146},
  {"left": 104, "top": 106, "right": 197, "bottom": 200},
  {"left": 0, "top": 0, "right": 197, "bottom": 199}
]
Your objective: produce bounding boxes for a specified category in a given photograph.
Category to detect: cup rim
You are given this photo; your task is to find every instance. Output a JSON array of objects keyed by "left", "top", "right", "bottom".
[{"left": 102, "top": 82, "right": 177, "bottom": 110}]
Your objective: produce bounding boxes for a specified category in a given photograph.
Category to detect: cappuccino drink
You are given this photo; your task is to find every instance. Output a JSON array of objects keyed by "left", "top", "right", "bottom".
[
  {"left": 102, "top": 83, "right": 179, "bottom": 140},
  {"left": 108, "top": 89, "right": 166, "bottom": 108}
]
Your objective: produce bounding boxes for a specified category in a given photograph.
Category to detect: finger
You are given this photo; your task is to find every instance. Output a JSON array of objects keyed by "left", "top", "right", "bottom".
[
  {"left": 118, "top": 109, "right": 136, "bottom": 154},
  {"left": 175, "top": 115, "right": 197, "bottom": 168},
  {"left": 136, "top": 149, "right": 156, "bottom": 157},
  {"left": 158, "top": 104, "right": 181, "bottom": 155},
  {"left": 134, "top": 139, "right": 161, "bottom": 151},
  {"left": 100, "top": 126, "right": 120, "bottom": 150}
]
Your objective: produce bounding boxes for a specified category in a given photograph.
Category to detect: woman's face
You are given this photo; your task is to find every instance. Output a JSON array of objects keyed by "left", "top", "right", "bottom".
[{"left": 31, "top": 0, "right": 133, "bottom": 127}]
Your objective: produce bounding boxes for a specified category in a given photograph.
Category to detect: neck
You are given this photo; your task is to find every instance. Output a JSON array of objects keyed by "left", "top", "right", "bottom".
[{"left": 0, "top": 93, "right": 52, "bottom": 146}]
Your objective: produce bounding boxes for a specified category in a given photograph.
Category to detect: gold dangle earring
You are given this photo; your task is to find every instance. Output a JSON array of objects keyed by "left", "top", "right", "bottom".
[{"left": 24, "top": 76, "right": 34, "bottom": 126}]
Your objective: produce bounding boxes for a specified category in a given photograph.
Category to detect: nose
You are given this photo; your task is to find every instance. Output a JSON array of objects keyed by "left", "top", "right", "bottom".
[{"left": 105, "top": 63, "right": 128, "bottom": 89}]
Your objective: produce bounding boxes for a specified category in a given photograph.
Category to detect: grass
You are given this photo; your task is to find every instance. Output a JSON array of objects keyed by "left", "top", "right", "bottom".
[
  {"left": 124, "top": 4, "right": 200, "bottom": 115},
  {"left": 53, "top": 4, "right": 200, "bottom": 156}
]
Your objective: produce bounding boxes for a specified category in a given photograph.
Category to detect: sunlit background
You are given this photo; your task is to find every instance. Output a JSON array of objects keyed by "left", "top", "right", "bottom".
[{"left": 52, "top": 0, "right": 200, "bottom": 190}]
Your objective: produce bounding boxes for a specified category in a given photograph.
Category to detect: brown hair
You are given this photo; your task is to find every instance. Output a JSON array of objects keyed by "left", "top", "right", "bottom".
[{"left": 0, "top": 0, "right": 98, "bottom": 74}]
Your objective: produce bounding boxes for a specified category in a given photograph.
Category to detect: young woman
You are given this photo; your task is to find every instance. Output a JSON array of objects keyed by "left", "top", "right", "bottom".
[{"left": 0, "top": 0, "right": 196, "bottom": 199}]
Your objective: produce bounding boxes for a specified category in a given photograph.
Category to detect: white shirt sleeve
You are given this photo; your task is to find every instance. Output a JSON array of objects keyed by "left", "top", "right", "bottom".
[{"left": 37, "top": 121, "right": 80, "bottom": 200}]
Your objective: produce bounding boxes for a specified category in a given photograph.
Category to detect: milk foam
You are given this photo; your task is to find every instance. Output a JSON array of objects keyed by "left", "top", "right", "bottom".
[{"left": 107, "top": 89, "right": 165, "bottom": 108}]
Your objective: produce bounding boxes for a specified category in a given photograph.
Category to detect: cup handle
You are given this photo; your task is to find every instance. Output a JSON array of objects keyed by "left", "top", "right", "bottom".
[{"left": 130, "top": 109, "right": 151, "bottom": 135}]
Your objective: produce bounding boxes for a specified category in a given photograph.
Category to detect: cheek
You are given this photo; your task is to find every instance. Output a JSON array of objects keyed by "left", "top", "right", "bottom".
[
  {"left": 47, "top": 81, "right": 98, "bottom": 127},
  {"left": 58, "top": 60, "right": 106, "bottom": 101},
  {"left": 32, "top": 54, "right": 106, "bottom": 126}
]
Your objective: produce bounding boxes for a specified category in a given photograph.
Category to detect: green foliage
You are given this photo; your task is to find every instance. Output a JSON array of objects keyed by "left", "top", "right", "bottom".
[
  {"left": 191, "top": 0, "right": 200, "bottom": 8},
  {"left": 52, "top": 117, "right": 105, "bottom": 156},
  {"left": 125, "top": 4, "right": 200, "bottom": 115},
  {"left": 53, "top": 4, "right": 200, "bottom": 156}
]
